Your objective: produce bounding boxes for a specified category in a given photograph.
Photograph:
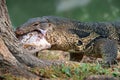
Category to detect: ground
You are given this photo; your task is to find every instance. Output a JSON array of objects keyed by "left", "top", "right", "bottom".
[{"left": 0, "top": 50, "right": 119, "bottom": 80}]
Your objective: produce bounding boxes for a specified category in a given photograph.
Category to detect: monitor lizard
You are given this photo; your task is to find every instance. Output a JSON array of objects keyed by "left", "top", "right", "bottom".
[{"left": 15, "top": 16, "right": 120, "bottom": 66}]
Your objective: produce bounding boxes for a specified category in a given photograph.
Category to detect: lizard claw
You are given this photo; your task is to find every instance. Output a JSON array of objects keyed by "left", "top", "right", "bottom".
[{"left": 102, "top": 59, "right": 118, "bottom": 67}]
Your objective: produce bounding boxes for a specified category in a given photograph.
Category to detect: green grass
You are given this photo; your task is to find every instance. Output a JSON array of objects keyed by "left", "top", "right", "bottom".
[
  {"left": 0, "top": 62, "right": 119, "bottom": 79},
  {"left": 31, "top": 63, "right": 120, "bottom": 80}
]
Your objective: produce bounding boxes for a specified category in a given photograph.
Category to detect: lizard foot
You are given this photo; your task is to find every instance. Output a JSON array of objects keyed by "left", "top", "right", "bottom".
[{"left": 102, "top": 59, "right": 118, "bottom": 67}]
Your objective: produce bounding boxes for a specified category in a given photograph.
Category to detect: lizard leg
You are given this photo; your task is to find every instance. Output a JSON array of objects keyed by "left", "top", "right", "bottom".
[{"left": 94, "top": 38, "right": 118, "bottom": 67}]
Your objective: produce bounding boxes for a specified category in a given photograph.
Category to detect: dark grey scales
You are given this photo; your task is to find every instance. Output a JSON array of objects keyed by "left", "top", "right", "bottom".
[{"left": 15, "top": 16, "right": 120, "bottom": 66}]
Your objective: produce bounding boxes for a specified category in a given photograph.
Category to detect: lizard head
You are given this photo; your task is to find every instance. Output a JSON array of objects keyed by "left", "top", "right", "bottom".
[
  {"left": 15, "top": 17, "right": 55, "bottom": 36},
  {"left": 15, "top": 17, "right": 58, "bottom": 52}
]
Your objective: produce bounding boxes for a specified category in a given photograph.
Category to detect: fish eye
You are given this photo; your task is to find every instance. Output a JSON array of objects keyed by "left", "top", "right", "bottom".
[{"left": 76, "top": 40, "right": 83, "bottom": 46}]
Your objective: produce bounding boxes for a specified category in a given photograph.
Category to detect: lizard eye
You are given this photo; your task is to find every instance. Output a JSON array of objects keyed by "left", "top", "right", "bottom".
[{"left": 33, "top": 23, "right": 39, "bottom": 26}]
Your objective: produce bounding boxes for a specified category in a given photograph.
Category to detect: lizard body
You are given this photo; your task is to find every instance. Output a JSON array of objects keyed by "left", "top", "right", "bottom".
[{"left": 15, "top": 16, "right": 119, "bottom": 65}]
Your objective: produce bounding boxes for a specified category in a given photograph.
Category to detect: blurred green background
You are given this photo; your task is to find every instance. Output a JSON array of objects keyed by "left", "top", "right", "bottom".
[{"left": 6, "top": 0, "right": 120, "bottom": 28}]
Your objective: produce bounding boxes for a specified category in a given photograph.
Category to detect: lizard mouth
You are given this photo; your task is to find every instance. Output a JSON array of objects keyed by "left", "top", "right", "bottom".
[{"left": 17, "top": 29, "right": 51, "bottom": 51}]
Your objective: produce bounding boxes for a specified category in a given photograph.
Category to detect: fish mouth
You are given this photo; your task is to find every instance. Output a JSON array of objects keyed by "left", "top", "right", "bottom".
[{"left": 17, "top": 29, "right": 51, "bottom": 52}]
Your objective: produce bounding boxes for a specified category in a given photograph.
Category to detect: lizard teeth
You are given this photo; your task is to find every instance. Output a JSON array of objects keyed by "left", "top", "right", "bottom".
[{"left": 39, "top": 29, "right": 47, "bottom": 36}]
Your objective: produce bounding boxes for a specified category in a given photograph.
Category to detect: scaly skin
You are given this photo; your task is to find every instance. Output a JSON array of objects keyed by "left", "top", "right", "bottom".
[{"left": 15, "top": 16, "right": 120, "bottom": 66}]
